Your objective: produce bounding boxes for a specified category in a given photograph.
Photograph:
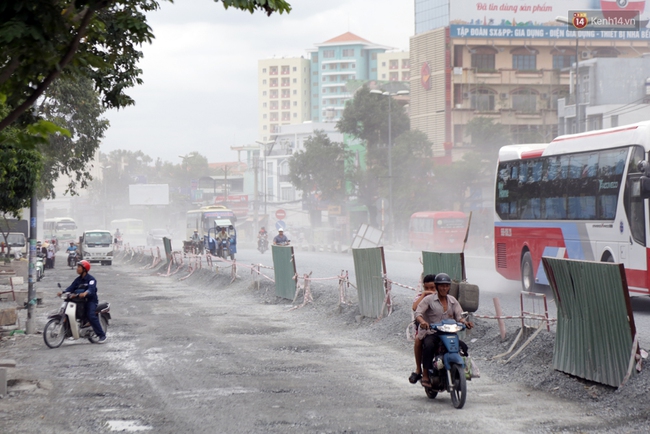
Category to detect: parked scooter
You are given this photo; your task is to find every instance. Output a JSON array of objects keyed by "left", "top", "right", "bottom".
[
  {"left": 35, "top": 253, "right": 45, "bottom": 281},
  {"left": 43, "top": 284, "right": 111, "bottom": 348},
  {"left": 422, "top": 318, "right": 470, "bottom": 409}
]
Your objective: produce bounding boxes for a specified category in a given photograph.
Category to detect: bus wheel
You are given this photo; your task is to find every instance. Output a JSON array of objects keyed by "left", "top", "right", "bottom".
[{"left": 521, "top": 252, "right": 537, "bottom": 292}]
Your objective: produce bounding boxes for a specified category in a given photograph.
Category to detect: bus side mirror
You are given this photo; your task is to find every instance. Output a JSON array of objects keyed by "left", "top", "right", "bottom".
[{"left": 641, "top": 176, "right": 650, "bottom": 199}]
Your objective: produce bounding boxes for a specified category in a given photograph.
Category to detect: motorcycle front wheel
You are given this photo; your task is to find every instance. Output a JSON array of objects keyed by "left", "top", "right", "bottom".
[
  {"left": 43, "top": 319, "right": 67, "bottom": 348},
  {"left": 450, "top": 364, "right": 467, "bottom": 409}
]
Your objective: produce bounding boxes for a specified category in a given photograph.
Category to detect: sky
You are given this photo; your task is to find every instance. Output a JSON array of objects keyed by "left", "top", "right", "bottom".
[{"left": 100, "top": 0, "right": 414, "bottom": 165}]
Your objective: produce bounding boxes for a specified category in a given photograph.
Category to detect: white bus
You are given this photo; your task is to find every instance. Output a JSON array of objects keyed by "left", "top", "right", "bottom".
[
  {"left": 494, "top": 121, "right": 650, "bottom": 295},
  {"left": 43, "top": 218, "right": 78, "bottom": 245}
]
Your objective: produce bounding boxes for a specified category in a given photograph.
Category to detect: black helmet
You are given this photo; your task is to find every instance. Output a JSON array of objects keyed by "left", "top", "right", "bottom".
[{"left": 434, "top": 273, "right": 452, "bottom": 285}]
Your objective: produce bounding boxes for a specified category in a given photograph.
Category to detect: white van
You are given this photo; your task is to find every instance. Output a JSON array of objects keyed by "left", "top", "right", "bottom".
[
  {"left": 79, "top": 230, "right": 113, "bottom": 265},
  {"left": 1, "top": 232, "right": 27, "bottom": 258}
]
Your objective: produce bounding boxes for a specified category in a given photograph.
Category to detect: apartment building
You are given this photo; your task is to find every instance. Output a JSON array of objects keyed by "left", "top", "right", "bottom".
[
  {"left": 377, "top": 51, "right": 411, "bottom": 82},
  {"left": 258, "top": 57, "right": 311, "bottom": 141},
  {"left": 309, "top": 32, "right": 391, "bottom": 122}
]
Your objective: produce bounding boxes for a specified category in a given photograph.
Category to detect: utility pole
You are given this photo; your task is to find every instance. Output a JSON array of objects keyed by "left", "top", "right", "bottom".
[
  {"left": 26, "top": 196, "right": 37, "bottom": 334},
  {"left": 223, "top": 165, "right": 229, "bottom": 208},
  {"left": 253, "top": 156, "right": 259, "bottom": 237}
]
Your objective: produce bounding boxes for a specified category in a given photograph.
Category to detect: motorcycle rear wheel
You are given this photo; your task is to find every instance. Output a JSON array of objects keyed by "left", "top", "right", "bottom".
[
  {"left": 450, "top": 364, "right": 467, "bottom": 409},
  {"left": 43, "top": 319, "right": 67, "bottom": 348},
  {"left": 425, "top": 387, "right": 438, "bottom": 399}
]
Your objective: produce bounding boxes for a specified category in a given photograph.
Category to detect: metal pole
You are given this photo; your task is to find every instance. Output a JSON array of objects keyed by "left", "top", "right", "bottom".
[
  {"left": 26, "top": 196, "right": 37, "bottom": 334},
  {"left": 264, "top": 146, "right": 267, "bottom": 215},
  {"left": 253, "top": 157, "right": 259, "bottom": 237},
  {"left": 575, "top": 35, "right": 580, "bottom": 133},
  {"left": 387, "top": 95, "right": 394, "bottom": 244}
]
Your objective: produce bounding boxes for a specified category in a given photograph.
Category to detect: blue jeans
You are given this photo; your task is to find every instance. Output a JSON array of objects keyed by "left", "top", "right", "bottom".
[{"left": 86, "top": 301, "right": 105, "bottom": 339}]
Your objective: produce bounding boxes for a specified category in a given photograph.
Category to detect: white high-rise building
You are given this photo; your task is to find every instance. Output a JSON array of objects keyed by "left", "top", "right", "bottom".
[{"left": 258, "top": 57, "right": 311, "bottom": 142}]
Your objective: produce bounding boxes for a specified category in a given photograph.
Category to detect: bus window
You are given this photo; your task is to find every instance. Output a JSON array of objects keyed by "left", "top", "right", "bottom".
[{"left": 599, "top": 195, "right": 618, "bottom": 219}]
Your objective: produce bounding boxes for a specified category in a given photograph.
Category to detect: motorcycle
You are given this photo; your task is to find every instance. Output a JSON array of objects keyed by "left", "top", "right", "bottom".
[
  {"left": 258, "top": 234, "right": 268, "bottom": 254},
  {"left": 422, "top": 318, "right": 470, "bottom": 409},
  {"left": 35, "top": 253, "right": 45, "bottom": 281},
  {"left": 43, "top": 284, "right": 111, "bottom": 348},
  {"left": 67, "top": 250, "right": 79, "bottom": 268},
  {"left": 217, "top": 238, "right": 234, "bottom": 260}
]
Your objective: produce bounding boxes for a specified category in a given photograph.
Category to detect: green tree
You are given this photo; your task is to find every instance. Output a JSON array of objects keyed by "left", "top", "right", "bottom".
[
  {"left": 36, "top": 74, "right": 109, "bottom": 198},
  {"left": 289, "top": 130, "right": 355, "bottom": 203},
  {"left": 464, "top": 116, "right": 511, "bottom": 161},
  {"left": 0, "top": 0, "right": 292, "bottom": 131},
  {"left": 337, "top": 84, "right": 410, "bottom": 224}
]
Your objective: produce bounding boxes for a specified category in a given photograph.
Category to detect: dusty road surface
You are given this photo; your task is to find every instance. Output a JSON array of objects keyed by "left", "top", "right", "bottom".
[{"left": 0, "top": 252, "right": 645, "bottom": 433}]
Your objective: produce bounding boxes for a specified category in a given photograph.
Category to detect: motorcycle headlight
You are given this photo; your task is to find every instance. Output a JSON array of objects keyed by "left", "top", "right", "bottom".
[{"left": 438, "top": 324, "right": 462, "bottom": 333}]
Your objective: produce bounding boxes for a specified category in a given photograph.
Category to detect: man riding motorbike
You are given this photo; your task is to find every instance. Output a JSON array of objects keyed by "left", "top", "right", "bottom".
[
  {"left": 66, "top": 242, "right": 79, "bottom": 267},
  {"left": 414, "top": 273, "right": 473, "bottom": 388},
  {"left": 216, "top": 227, "right": 230, "bottom": 258},
  {"left": 57, "top": 260, "right": 107, "bottom": 344},
  {"left": 273, "top": 228, "right": 289, "bottom": 246},
  {"left": 258, "top": 227, "right": 268, "bottom": 250}
]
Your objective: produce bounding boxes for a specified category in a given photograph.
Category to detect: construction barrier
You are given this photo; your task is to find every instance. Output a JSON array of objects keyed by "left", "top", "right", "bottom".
[
  {"left": 352, "top": 247, "right": 388, "bottom": 319},
  {"left": 272, "top": 245, "right": 297, "bottom": 300},
  {"left": 421, "top": 251, "right": 465, "bottom": 282},
  {"left": 542, "top": 257, "right": 640, "bottom": 388}
]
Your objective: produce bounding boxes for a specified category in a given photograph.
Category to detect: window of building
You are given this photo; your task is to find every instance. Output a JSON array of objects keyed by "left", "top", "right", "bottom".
[
  {"left": 282, "top": 100, "right": 290, "bottom": 109},
  {"left": 593, "top": 47, "right": 619, "bottom": 58},
  {"left": 402, "top": 71, "right": 410, "bottom": 81},
  {"left": 293, "top": 66, "right": 297, "bottom": 72},
  {"left": 269, "top": 66, "right": 278, "bottom": 75},
  {"left": 389, "top": 59, "right": 399, "bottom": 69},
  {"left": 551, "top": 48, "right": 576, "bottom": 69},
  {"left": 371, "top": 67, "right": 377, "bottom": 72},
  {"left": 281, "top": 89, "right": 290, "bottom": 98},
  {"left": 313, "top": 71, "right": 318, "bottom": 76},
  {"left": 281, "top": 186, "right": 295, "bottom": 201},
  {"left": 263, "top": 125, "right": 267, "bottom": 130},
  {"left": 323, "top": 49, "right": 335, "bottom": 58},
  {"left": 262, "top": 68, "right": 267, "bottom": 73},
  {"left": 270, "top": 101, "right": 278, "bottom": 110},
  {"left": 342, "top": 48, "right": 354, "bottom": 57},
  {"left": 322, "top": 65, "right": 327, "bottom": 70},
  {"left": 293, "top": 101, "right": 297, "bottom": 106},
  {"left": 313, "top": 82, "right": 318, "bottom": 87},
  {"left": 382, "top": 61, "right": 386, "bottom": 67},
  {"left": 293, "top": 78, "right": 297, "bottom": 83},
  {"left": 281, "top": 77, "right": 290, "bottom": 87},
  {"left": 262, "top": 102, "right": 267, "bottom": 108},
  {"left": 270, "top": 89, "right": 278, "bottom": 99},
  {"left": 312, "top": 54, "right": 318, "bottom": 63},
  {"left": 293, "top": 112, "right": 297, "bottom": 118},
  {"left": 402, "top": 58, "right": 410, "bottom": 69},
  {"left": 470, "top": 88, "right": 496, "bottom": 111},
  {"left": 382, "top": 73, "right": 386, "bottom": 79},
  {"left": 270, "top": 78, "right": 278, "bottom": 87},
  {"left": 371, "top": 53, "right": 377, "bottom": 60},
  {"left": 512, "top": 88, "right": 538, "bottom": 112},
  {"left": 262, "top": 79, "right": 267, "bottom": 85},
  {"left": 470, "top": 47, "right": 497, "bottom": 71},
  {"left": 511, "top": 48, "right": 538, "bottom": 70},
  {"left": 262, "top": 91, "right": 267, "bottom": 96},
  {"left": 293, "top": 89, "right": 297, "bottom": 95},
  {"left": 281, "top": 65, "right": 290, "bottom": 75},
  {"left": 389, "top": 71, "right": 399, "bottom": 81},
  {"left": 282, "top": 112, "right": 291, "bottom": 121},
  {"left": 263, "top": 114, "right": 267, "bottom": 119},
  {"left": 270, "top": 113, "right": 278, "bottom": 121}
]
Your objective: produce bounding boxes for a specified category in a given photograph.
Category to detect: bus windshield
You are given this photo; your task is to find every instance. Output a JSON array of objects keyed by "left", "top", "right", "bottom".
[{"left": 56, "top": 222, "right": 77, "bottom": 230}]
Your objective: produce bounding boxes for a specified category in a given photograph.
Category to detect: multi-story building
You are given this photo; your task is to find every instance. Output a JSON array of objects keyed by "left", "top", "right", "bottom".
[
  {"left": 409, "top": 0, "right": 650, "bottom": 157},
  {"left": 258, "top": 57, "right": 311, "bottom": 142},
  {"left": 377, "top": 51, "right": 411, "bottom": 82},
  {"left": 309, "top": 32, "right": 391, "bottom": 122},
  {"left": 558, "top": 55, "right": 650, "bottom": 134}
]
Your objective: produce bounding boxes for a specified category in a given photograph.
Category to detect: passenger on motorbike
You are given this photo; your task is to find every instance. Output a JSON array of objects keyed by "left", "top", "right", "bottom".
[
  {"left": 57, "top": 260, "right": 107, "bottom": 344},
  {"left": 273, "top": 228, "right": 288, "bottom": 246},
  {"left": 409, "top": 274, "right": 437, "bottom": 384},
  {"left": 414, "top": 273, "right": 473, "bottom": 388}
]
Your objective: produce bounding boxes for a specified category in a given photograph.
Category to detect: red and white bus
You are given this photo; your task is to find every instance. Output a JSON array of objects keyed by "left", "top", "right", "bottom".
[
  {"left": 494, "top": 121, "right": 650, "bottom": 294},
  {"left": 409, "top": 211, "right": 468, "bottom": 252}
]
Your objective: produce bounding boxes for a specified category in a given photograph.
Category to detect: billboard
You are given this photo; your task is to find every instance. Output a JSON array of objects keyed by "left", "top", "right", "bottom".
[
  {"left": 449, "top": 0, "right": 648, "bottom": 26},
  {"left": 129, "top": 184, "right": 169, "bottom": 206}
]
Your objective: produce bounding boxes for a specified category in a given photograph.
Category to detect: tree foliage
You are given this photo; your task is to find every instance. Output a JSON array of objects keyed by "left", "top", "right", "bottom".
[
  {"left": 0, "top": 0, "right": 292, "bottom": 132},
  {"left": 36, "top": 74, "right": 109, "bottom": 199},
  {"left": 337, "top": 84, "right": 410, "bottom": 149},
  {"left": 464, "top": 116, "right": 511, "bottom": 160},
  {"left": 289, "top": 131, "right": 355, "bottom": 202}
]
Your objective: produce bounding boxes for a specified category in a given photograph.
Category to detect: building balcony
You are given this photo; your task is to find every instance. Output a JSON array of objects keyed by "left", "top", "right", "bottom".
[{"left": 457, "top": 68, "right": 570, "bottom": 86}]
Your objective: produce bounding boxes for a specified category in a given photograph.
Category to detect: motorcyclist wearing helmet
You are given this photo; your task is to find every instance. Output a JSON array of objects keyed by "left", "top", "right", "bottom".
[
  {"left": 414, "top": 272, "right": 473, "bottom": 388},
  {"left": 57, "top": 260, "right": 107, "bottom": 344}
]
